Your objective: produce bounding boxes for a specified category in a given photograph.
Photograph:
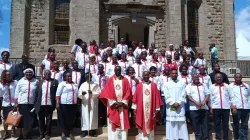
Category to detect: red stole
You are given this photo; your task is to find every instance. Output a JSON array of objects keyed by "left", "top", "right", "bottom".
[
  {"left": 133, "top": 82, "right": 162, "bottom": 135},
  {"left": 99, "top": 75, "right": 132, "bottom": 130},
  {"left": 89, "top": 45, "right": 94, "bottom": 54}
]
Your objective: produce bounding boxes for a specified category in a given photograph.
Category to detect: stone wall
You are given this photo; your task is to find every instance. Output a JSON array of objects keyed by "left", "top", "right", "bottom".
[
  {"left": 69, "top": 0, "right": 100, "bottom": 45},
  {"left": 205, "top": 0, "right": 224, "bottom": 59},
  {"left": 10, "top": 0, "right": 26, "bottom": 58}
]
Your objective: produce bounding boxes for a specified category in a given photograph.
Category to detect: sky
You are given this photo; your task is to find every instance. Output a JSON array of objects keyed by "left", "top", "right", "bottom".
[{"left": 0, "top": 0, "right": 250, "bottom": 59}]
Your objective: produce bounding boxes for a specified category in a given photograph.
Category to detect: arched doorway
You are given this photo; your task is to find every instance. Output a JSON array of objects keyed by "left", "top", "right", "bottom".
[{"left": 108, "top": 13, "right": 156, "bottom": 47}]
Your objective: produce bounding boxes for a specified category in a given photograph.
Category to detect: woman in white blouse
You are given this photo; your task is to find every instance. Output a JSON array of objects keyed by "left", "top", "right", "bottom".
[
  {"left": 0, "top": 70, "right": 17, "bottom": 139},
  {"left": 14, "top": 68, "right": 38, "bottom": 140},
  {"left": 0, "top": 51, "right": 12, "bottom": 79},
  {"left": 56, "top": 71, "right": 78, "bottom": 140}
]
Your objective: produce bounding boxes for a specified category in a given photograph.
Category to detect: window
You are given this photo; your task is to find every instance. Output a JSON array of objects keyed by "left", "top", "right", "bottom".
[
  {"left": 54, "top": 0, "right": 70, "bottom": 45},
  {"left": 187, "top": 1, "right": 199, "bottom": 47}
]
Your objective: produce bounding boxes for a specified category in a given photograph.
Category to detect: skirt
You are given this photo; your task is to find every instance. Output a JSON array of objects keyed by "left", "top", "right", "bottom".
[
  {"left": 57, "top": 104, "right": 77, "bottom": 132},
  {"left": 18, "top": 104, "right": 36, "bottom": 129},
  {"left": 2, "top": 106, "right": 14, "bottom": 120}
]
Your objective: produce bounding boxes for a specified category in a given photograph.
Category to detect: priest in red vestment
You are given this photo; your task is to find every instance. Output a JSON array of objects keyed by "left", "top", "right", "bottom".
[
  {"left": 132, "top": 71, "right": 163, "bottom": 140},
  {"left": 99, "top": 66, "right": 132, "bottom": 140}
]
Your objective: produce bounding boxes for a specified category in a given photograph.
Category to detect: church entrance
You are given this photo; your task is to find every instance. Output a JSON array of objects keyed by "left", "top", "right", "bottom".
[{"left": 118, "top": 23, "right": 149, "bottom": 48}]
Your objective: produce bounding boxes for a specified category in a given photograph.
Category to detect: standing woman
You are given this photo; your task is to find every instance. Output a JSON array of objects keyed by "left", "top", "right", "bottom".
[
  {"left": 0, "top": 51, "right": 12, "bottom": 78},
  {"left": 0, "top": 70, "right": 18, "bottom": 139},
  {"left": 56, "top": 71, "right": 78, "bottom": 140},
  {"left": 14, "top": 68, "right": 38, "bottom": 140}
]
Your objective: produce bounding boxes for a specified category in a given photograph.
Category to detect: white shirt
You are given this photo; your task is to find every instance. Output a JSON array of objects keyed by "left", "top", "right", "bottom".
[
  {"left": 184, "top": 46, "right": 195, "bottom": 55},
  {"left": 178, "top": 75, "right": 192, "bottom": 85},
  {"left": 71, "top": 44, "right": 82, "bottom": 55},
  {"left": 230, "top": 82, "right": 250, "bottom": 109},
  {"left": 158, "top": 56, "right": 167, "bottom": 64},
  {"left": 166, "top": 50, "right": 175, "bottom": 59},
  {"left": 42, "top": 59, "right": 53, "bottom": 70},
  {"left": 92, "top": 73, "right": 108, "bottom": 90},
  {"left": 0, "top": 80, "right": 17, "bottom": 107},
  {"left": 56, "top": 81, "right": 78, "bottom": 104},
  {"left": 41, "top": 80, "right": 52, "bottom": 106},
  {"left": 164, "top": 79, "right": 186, "bottom": 121},
  {"left": 85, "top": 64, "right": 98, "bottom": 74},
  {"left": 51, "top": 70, "right": 63, "bottom": 83},
  {"left": 132, "top": 63, "right": 147, "bottom": 79},
  {"left": 173, "top": 59, "right": 183, "bottom": 67},
  {"left": 199, "top": 74, "right": 212, "bottom": 89},
  {"left": 133, "top": 47, "right": 146, "bottom": 57},
  {"left": 106, "top": 63, "right": 120, "bottom": 77},
  {"left": 125, "top": 75, "right": 138, "bottom": 95},
  {"left": 141, "top": 60, "right": 149, "bottom": 69},
  {"left": 150, "top": 76, "right": 160, "bottom": 90},
  {"left": 159, "top": 75, "right": 171, "bottom": 95},
  {"left": 194, "top": 58, "right": 207, "bottom": 73},
  {"left": 127, "top": 55, "right": 135, "bottom": 65},
  {"left": 95, "top": 54, "right": 102, "bottom": 64},
  {"left": 186, "top": 83, "right": 210, "bottom": 110},
  {"left": 146, "top": 55, "right": 153, "bottom": 62},
  {"left": 14, "top": 78, "right": 38, "bottom": 104},
  {"left": 99, "top": 61, "right": 111, "bottom": 76},
  {"left": 116, "top": 44, "right": 128, "bottom": 54},
  {"left": 75, "top": 52, "right": 89, "bottom": 69},
  {"left": 148, "top": 61, "right": 162, "bottom": 73},
  {"left": 72, "top": 70, "right": 81, "bottom": 87},
  {"left": 0, "top": 61, "right": 12, "bottom": 79},
  {"left": 209, "top": 83, "right": 232, "bottom": 109},
  {"left": 118, "top": 60, "right": 130, "bottom": 75}
]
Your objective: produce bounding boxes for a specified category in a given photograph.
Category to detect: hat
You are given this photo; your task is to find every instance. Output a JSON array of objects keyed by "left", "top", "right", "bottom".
[{"left": 23, "top": 68, "right": 34, "bottom": 75}]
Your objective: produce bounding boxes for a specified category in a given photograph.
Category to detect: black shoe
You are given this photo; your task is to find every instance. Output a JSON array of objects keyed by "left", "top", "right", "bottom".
[
  {"left": 38, "top": 135, "right": 44, "bottom": 140},
  {"left": 69, "top": 134, "right": 75, "bottom": 140},
  {"left": 91, "top": 130, "right": 97, "bottom": 137},
  {"left": 17, "top": 136, "right": 23, "bottom": 140},
  {"left": 80, "top": 131, "right": 87, "bottom": 138},
  {"left": 45, "top": 135, "right": 50, "bottom": 140},
  {"left": 61, "top": 136, "right": 67, "bottom": 140}
]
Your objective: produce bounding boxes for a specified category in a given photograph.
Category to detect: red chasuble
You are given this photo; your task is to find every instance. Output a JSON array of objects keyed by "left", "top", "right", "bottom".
[
  {"left": 133, "top": 82, "right": 163, "bottom": 135},
  {"left": 89, "top": 45, "right": 95, "bottom": 54},
  {"left": 100, "top": 75, "right": 132, "bottom": 130}
]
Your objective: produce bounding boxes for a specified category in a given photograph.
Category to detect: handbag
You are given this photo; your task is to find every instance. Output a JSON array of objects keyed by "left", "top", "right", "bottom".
[{"left": 5, "top": 110, "right": 22, "bottom": 127}]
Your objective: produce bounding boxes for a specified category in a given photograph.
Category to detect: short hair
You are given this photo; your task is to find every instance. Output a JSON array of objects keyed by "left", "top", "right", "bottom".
[
  {"left": 126, "top": 66, "right": 134, "bottom": 75},
  {"left": 75, "top": 39, "right": 83, "bottom": 45},
  {"left": 149, "top": 66, "right": 157, "bottom": 71},
  {"left": 210, "top": 43, "right": 215, "bottom": 47},
  {"left": 179, "top": 64, "right": 188, "bottom": 72},
  {"left": 63, "top": 71, "right": 71, "bottom": 81},
  {"left": 234, "top": 73, "right": 242, "bottom": 77},
  {"left": 1, "top": 51, "right": 10, "bottom": 56},
  {"left": 183, "top": 40, "right": 188, "bottom": 45},
  {"left": 1, "top": 70, "right": 12, "bottom": 83},
  {"left": 215, "top": 73, "right": 222, "bottom": 79},
  {"left": 48, "top": 47, "right": 55, "bottom": 52}
]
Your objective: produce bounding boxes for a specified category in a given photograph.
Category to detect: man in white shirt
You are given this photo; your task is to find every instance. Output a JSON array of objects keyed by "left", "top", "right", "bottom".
[
  {"left": 186, "top": 74, "right": 210, "bottom": 140},
  {"left": 78, "top": 72, "right": 101, "bottom": 137},
  {"left": 210, "top": 73, "right": 232, "bottom": 140},
  {"left": 116, "top": 38, "right": 128, "bottom": 54},
  {"left": 230, "top": 73, "right": 250, "bottom": 140},
  {"left": 164, "top": 69, "right": 188, "bottom": 140},
  {"left": 71, "top": 39, "right": 83, "bottom": 59},
  {"left": 132, "top": 55, "right": 147, "bottom": 79}
]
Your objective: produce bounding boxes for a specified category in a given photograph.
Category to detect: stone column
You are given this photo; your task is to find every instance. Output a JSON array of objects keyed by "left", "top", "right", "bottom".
[
  {"left": 9, "top": 1, "right": 26, "bottom": 58},
  {"left": 148, "top": 26, "right": 155, "bottom": 47},
  {"left": 223, "top": 0, "right": 236, "bottom": 60},
  {"left": 168, "top": 0, "right": 183, "bottom": 46},
  {"left": 69, "top": 0, "right": 100, "bottom": 45},
  {"left": 114, "top": 25, "right": 119, "bottom": 44}
]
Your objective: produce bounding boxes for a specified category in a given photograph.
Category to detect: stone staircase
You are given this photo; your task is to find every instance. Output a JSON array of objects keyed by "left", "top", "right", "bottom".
[{"left": 1, "top": 110, "right": 250, "bottom": 140}]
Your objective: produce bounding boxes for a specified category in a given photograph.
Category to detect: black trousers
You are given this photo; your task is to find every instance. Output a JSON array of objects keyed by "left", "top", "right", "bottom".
[
  {"left": 190, "top": 110, "right": 209, "bottom": 140},
  {"left": 213, "top": 109, "right": 230, "bottom": 140},
  {"left": 38, "top": 105, "right": 53, "bottom": 137},
  {"left": 232, "top": 109, "right": 250, "bottom": 140}
]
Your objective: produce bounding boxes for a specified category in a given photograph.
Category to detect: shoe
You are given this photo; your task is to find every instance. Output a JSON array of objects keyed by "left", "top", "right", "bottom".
[
  {"left": 2, "top": 133, "right": 10, "bottom": 140},
  {"left": 38, "top": 135, "right": 44, "bottom": 140},
  {"left": 17, "top": 136, "right": 23, "bottom": 140},
  {"left": 61, "top": 136, "right": 67, "bottom": 140},
  {"left": 80, "top": 131, "right": 87, "bottom": 138},
  {"left": 69, "top": 134, "right": 75, "bottom": 140},
  {"left": 91, "top": 130, "right": 97, "bottom": 137},
  {"left": 45, "top": 135, "right": 50, "bottom": 140}
]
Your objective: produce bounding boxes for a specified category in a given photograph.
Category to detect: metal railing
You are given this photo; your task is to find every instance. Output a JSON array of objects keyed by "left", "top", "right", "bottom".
[{"left": 9, "top": 58, "right": 250, "bottom": 77}]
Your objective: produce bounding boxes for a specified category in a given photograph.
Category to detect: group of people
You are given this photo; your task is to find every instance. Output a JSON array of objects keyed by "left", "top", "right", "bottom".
[{"left": 0, "top": 38, "right": 248, "bottom": 140}]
